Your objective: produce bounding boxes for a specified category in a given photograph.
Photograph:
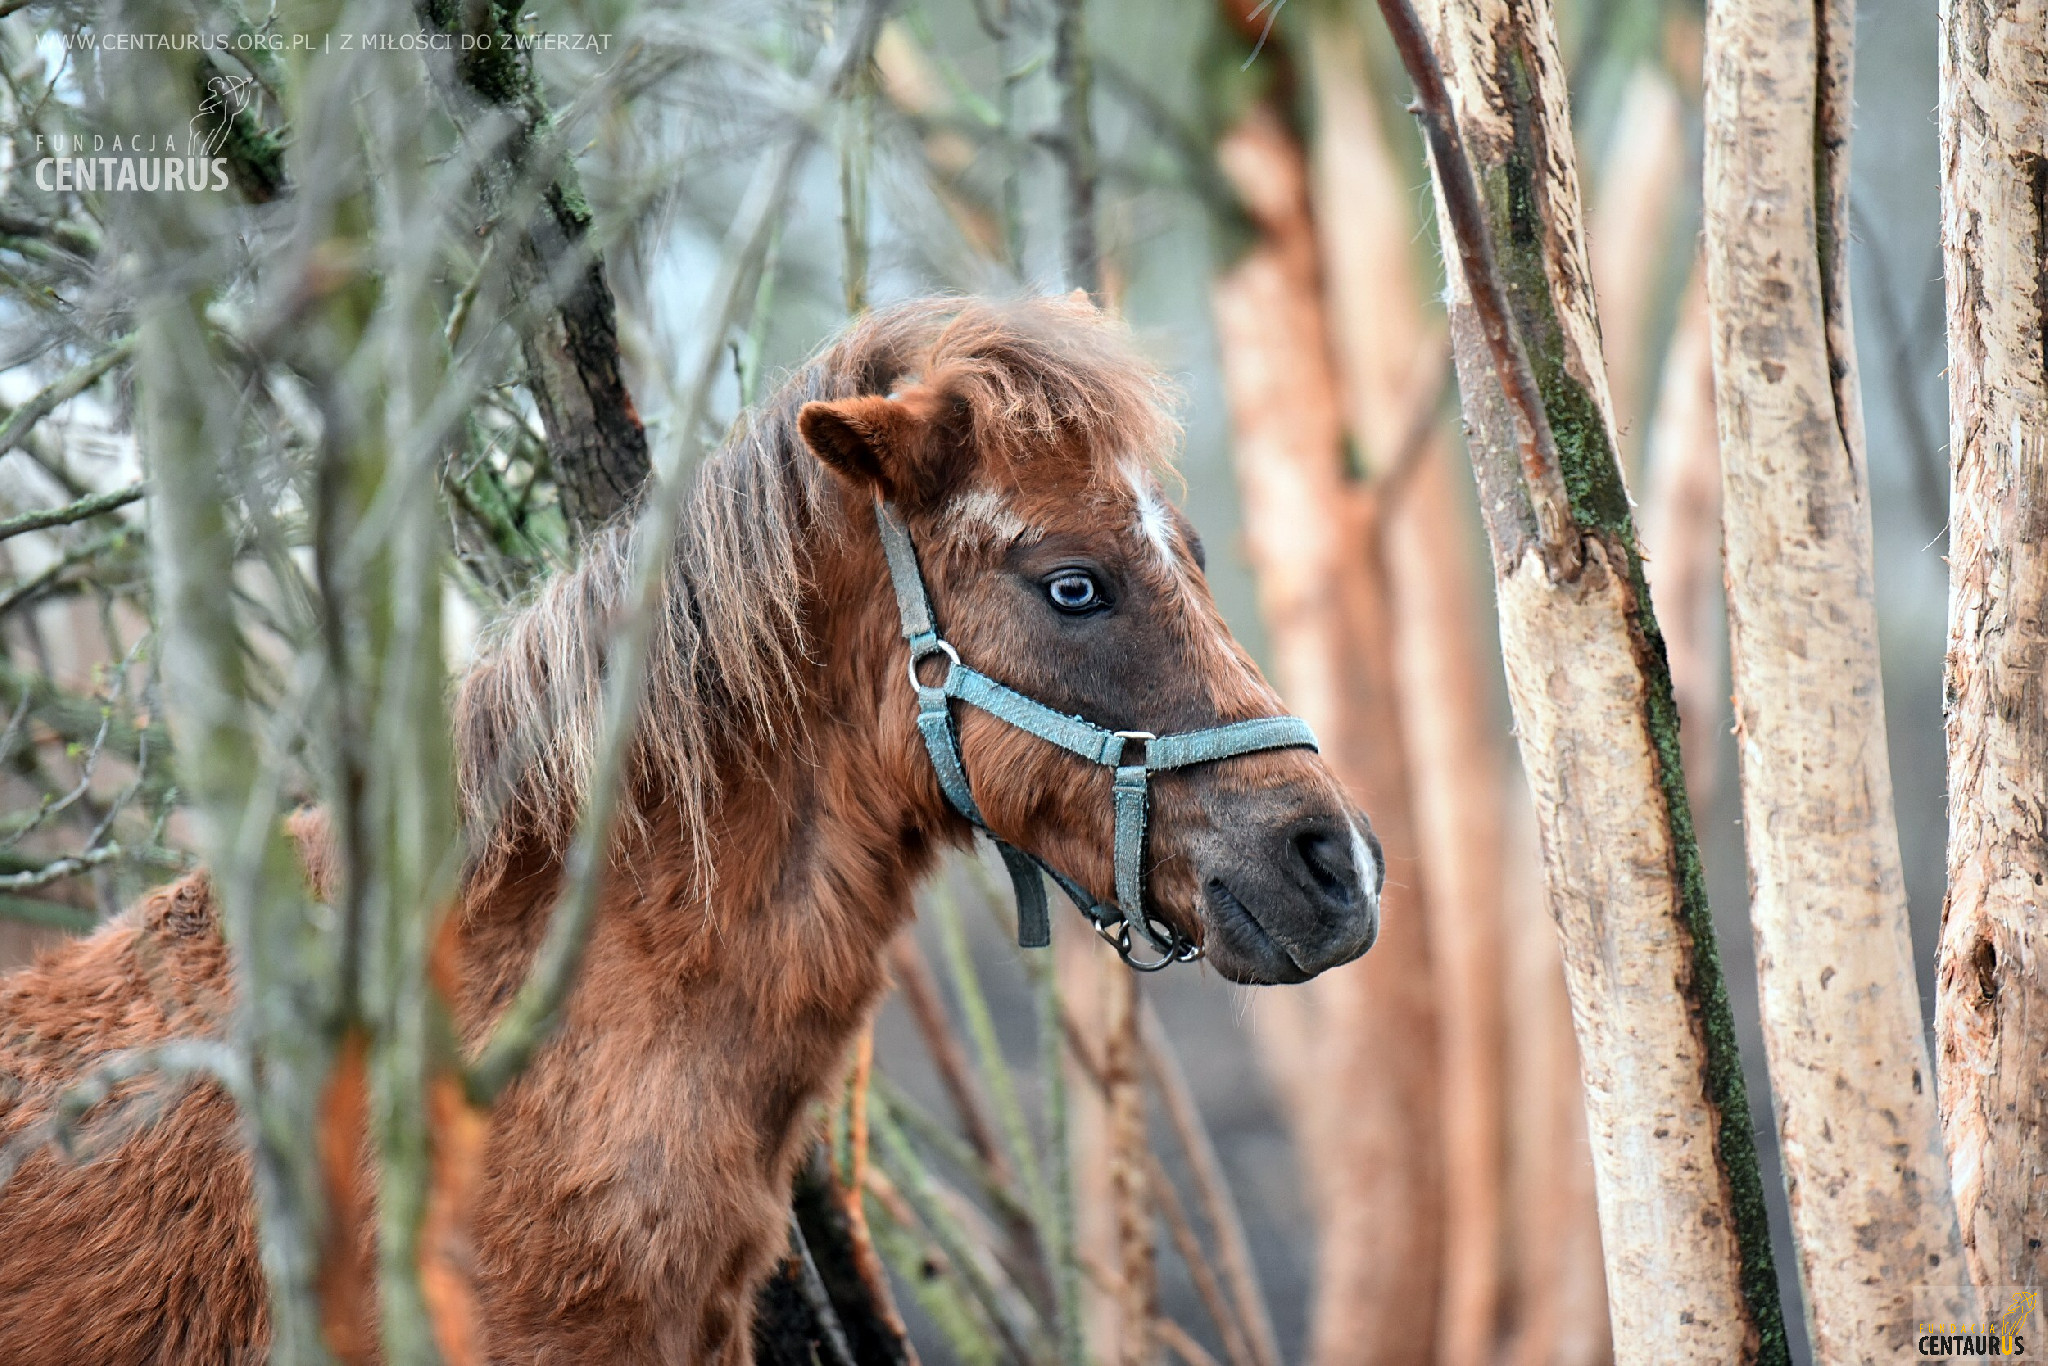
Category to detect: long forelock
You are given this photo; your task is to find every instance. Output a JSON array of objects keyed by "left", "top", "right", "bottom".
[{"left": 452, "top": 294, "right": 1182, "bottom": 880}]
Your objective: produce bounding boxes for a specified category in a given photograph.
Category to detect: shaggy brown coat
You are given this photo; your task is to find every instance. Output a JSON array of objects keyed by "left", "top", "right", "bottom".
[{"left": 0, "top": 296, "right": 1355, "bottom": 1363}]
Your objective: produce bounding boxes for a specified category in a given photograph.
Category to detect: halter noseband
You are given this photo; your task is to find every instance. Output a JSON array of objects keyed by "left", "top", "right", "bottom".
[{"left": 875, "top": 499, "right": 1319, "bottom": 971}]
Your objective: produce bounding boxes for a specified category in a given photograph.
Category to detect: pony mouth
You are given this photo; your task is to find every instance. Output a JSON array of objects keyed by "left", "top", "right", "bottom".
[{"left": 1202, "top": 879, "right": 1311, "bottom": 985}]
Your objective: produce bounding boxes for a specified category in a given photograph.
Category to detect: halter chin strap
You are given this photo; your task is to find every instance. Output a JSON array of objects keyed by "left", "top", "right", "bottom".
[{"left": 875, "top": 499, "right": 1319, "bottom": 971}]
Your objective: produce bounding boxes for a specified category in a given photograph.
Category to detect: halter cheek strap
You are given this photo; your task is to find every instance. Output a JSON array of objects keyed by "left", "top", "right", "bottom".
[{"left": 875, "top": 499, "right": 1319, "bottom": 972}]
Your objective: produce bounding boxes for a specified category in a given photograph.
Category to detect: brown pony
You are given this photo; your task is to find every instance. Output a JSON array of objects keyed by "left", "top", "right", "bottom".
[{"left": 0, "top": 296, "right": 1380, "bottom": 1363}]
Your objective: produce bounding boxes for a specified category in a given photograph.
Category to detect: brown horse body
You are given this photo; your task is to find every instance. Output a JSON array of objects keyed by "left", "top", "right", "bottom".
[{"left": 0, "top": 298, "right": 1378, "bottom": 1362}]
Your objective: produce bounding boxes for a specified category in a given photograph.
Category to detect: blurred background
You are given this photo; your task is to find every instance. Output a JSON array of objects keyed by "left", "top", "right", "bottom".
[{"left": 0, "top": 0, "right": 1948, "bottom": 1362}]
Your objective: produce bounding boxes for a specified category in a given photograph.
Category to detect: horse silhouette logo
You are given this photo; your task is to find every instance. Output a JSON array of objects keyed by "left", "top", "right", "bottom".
[
  {"left": 188, "top": 74, "right": 255, "bottom": 158},
  {"left": 1999, "top": 1291, "right": 2041, "bottom": 1346}
]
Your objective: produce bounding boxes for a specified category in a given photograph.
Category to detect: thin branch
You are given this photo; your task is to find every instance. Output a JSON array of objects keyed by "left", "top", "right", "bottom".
[
  {"left": 888, "top": 936, "right": 1013, "bottom": 1185},
  {"left": 1051, "top": 0, "right": 1099, "bottom": 296},
  {"left": 0, "top": 483, "right": 144, "bottom": 544},
  {"left": 1157, "top": 1319, "right": 1226, "bottom": 1366},
  {"left": 927, "top": 882, "right": 1050, "bottom": 1250},
  {"left": 1094, "top": 58, "right": 1245, "bottom": 230},
  {"left": 1849, "top": 197, "right": 1947, "bottom": 538},
  {"left": 1150, "top": 1150, "right": 1259, "bottom": 1366},
  {"left": 1374, "top": 0, "right": 1580, "bottom": 572},
  {"left": 0, "top": 527, "right": 136, "bottom": 617},
  {"left": 862, "top": 1163, "right": 1004, "bottom": 1364},
  {"left": 0, "top": 893, "right": 94, "bottom": 930},
  {"left": 870, "top": 1093, "right": 1040, "bottom": 1365},
  {"left": 0, "top": 335, "right": 136, "bottom": 459},
  {"left": 0, "top": 841, "right": 149, "bottom": 890},
  {"left": 1025, "top": 945, "right": 1087, "bottom": 1366},
  {"left": 1139, "top": 1005, "right": 1281, "bottom": 1366}
]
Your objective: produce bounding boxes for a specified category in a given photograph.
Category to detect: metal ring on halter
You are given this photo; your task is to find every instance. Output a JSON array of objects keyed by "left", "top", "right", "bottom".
[
  {"left": 1092, "top": 909, "right": 1201, "bottom": 972},
  {"left": 906, "top": 638, "right": 961, "bottom": 691}
]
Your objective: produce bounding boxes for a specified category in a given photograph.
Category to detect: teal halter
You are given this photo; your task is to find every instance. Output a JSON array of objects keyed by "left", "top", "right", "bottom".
[{"left": 875, "top": 499, "right": 1320, "bottom": 971}]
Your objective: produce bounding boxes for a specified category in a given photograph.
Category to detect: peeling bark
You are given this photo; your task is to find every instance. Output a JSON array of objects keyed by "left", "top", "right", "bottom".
[
  {"left": 1703, "top": 0, "right": 1973, "bottom": 1356},
  {"left": 1211, "top": 102, "right": 1443, "bottom": 1366},
  {"left": 1936, "top": 0, "right": 2048, "bottom": 1297},
  {"left": 1410, "top": 0, "right": 1786, "bottom": 1357}
]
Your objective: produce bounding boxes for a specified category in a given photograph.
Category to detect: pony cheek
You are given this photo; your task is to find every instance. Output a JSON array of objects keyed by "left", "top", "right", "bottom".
[{"left": 955, "top": 722, "right": 1116, "bottom": 893}]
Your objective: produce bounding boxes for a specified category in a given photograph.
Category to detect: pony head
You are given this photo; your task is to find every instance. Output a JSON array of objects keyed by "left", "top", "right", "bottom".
[{"left": 797, "top": 296, "right": 1380, "bottom": 984}]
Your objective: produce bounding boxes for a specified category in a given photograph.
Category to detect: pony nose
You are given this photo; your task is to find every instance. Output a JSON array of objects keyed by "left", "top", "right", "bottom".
[{"left": 1288, "top": 821, "right": 1380, "bottom": 917}]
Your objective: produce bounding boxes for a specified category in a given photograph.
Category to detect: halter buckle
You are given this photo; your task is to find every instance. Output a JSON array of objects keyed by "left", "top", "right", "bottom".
[
  {"left": 1114, "top": 729, "right": 1155, "bottom": 765},
  {"left": 907, "top": 638, "right": 961, "bottom": 691}
]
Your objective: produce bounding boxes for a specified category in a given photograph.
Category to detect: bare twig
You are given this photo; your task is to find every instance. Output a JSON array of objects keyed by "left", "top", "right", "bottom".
[
  {"left": 1051, "top": 0, "right": 1099, "bottom": 296},
  {"left": 0, "top": 528, "right": 136, "bottom": 617},
  {"left": 0, "top": 335, "right": 136, "bottom": 459},
  {"left": 1158, "top": 1319, "right": 1226, "bottom": 1366},
  {"left": 1848, "top": 197, "right": 1947, "bottom": 538},
  {"left": 888, "top": 936, "right": 1012, "bottom": 1185},
  {"left": 870, "top": 1093, "right": 1040, "bottom": 1364},
  {"left": 0, "top": 893, "right": 94, "bottom": 930},
  {"left": 1075, "top": 1252, "right": 1222, "bottom": 1366},
  {"left": 1139, "top": 1005, "right": 1280, "bottom": 1366},
  {"left": 0, "top": 841, "right": 183, "bottom": 890},
  {"left": 1024, "top": 945, "right": 1087, "bottom": 1366},
  {"left": 1373, "top": 0, "right": 1579, "bottom": 572},
  {"left": 862, "top": 1163, "right": 1003, "bottom": 1364},
  {"left": 0, "top": 483, "right": 145, "bottom": 545},
  {"left": 1103, "top": 972, "right": 1156, "bottom": 1365},
  {"left": 1150, "top": 1152, "right": 1259, "bottom": 1366}
]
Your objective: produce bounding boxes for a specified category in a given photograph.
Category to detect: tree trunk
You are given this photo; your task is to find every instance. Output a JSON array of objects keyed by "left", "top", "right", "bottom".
[
  {"left": 1407, "top": 0, "right": 1787, "bottom": 1357},
  {"left": 416, "top": 3, "right": 652, "bottom": 538},
  {"left": 1306, "top": 21, "right": 1507, "bottom": 1366},
  {"left": 1936, "top": 0, "right": 2048, "bottom": 1298},
  {"left": 1211, "top": 100, "right": 1444, "bottom": 1366},
  {"left": 1701, "top": 1, "right": 1973, "bottom": 1355}
]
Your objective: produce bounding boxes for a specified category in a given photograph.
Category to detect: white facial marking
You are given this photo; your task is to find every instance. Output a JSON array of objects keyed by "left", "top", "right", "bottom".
[
  {"left": 1348, "top": 819, "right": 1381, "bottom": 904},
  {"left": 1131, "top": 475, "right": 1178, "bottom": 567},
  {"left": 948, "top": 487, "right": 1031, "bottom": 545}
]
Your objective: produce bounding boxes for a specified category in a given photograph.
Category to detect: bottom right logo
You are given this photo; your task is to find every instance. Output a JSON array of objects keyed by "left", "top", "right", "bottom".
[{"left": 1915, "top": 1287, "right": 2041, "bottom": 1359}]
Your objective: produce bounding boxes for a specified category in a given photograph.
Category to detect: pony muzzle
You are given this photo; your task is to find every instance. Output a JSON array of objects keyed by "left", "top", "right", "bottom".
[{"left": 1188, "top": 799, "right": 1383, "bottom": 986}]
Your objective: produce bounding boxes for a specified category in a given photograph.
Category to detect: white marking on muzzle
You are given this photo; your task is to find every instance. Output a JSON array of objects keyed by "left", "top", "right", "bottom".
[{"left": 1348, "top": 819, "right": 1382, "bottom": 905}]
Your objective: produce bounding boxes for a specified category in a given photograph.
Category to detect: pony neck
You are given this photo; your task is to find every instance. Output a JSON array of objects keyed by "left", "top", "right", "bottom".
[{"left": 451, "top": 474, "right": 954, "bottom": 1039}]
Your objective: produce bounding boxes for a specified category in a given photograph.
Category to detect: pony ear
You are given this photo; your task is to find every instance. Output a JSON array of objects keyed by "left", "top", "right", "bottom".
[{"left": 798, "top": 389, "right": 959, "bottom": 505}]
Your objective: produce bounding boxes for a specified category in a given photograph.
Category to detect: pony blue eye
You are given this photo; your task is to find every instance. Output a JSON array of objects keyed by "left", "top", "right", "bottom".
[{"left": 1045, "top": 571, "right": 1101, "bottom": 613}]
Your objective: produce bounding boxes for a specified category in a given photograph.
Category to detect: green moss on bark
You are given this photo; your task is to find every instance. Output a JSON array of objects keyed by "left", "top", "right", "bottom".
[{"left": 1478, "top": 41, "right": 1791, "bottom": 1366}]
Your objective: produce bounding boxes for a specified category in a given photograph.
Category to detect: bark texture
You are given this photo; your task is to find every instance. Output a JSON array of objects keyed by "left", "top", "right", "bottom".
[
  {"left": 1702, "top": 2, "right": 1972, "bottom": 1356},
  {"left": 1496, "top": 792, "right": 1611, "bottom": 1366},
  {"left": 1211, "top": 102, "right": 1443, "bottom": 1366},
  {"left": 1937, "top": 0, "right": 2048, "bottom": 1296},
  {"left": 416, "top": 1, "right": 651, "bottom": 537},
  {"left": 1414, "top": 0, "right": 1786, "bottom": 1357}
]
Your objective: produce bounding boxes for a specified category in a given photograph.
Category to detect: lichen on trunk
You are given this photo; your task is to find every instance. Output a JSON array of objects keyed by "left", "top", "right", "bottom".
[{"left": 1411, "top": 0, "right": 1787, "bottom": 1356}]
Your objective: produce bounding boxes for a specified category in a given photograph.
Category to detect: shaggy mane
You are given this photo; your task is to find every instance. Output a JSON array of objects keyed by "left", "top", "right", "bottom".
[{"left": 452, "top": 294, "right": 1180, "bottom": 875}]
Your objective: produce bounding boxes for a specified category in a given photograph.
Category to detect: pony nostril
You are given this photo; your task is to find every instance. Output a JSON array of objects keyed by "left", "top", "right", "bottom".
[{"left": 1292, "top": 828, "right": 1357, "bottom": 907}]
